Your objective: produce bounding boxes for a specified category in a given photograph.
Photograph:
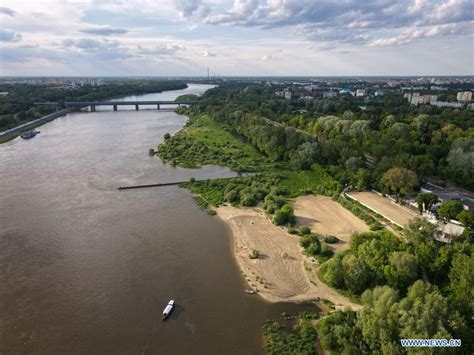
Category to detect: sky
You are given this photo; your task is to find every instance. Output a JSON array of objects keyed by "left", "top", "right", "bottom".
[{"left": 0, "top": 0, "right": 473, "bottom": 76}]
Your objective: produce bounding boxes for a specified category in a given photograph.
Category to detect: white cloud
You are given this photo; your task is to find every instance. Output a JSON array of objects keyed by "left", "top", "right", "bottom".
[
  {"left": 0, "top": 29, "right": 22, "bottom": 42},
  {"left": 203, "top": 50, "right": 216, "bottom": 57},
  {"left": 0, "top": 6, "right": 15, "bottom": 16}
]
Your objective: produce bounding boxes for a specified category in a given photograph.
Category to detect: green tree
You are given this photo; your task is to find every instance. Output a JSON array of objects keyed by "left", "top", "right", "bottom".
[
  {"left": 448, "top": 253, "right": 474, "bottom": 319},
  {"left": 415, "top": 192, "right": 439, "bottom": 213},
  {"left": 456, "top": 210, "right": 474, "bottom": 229},
  {"left": 437, "top": 200, "right": 464, "bottom": 220},
  {"left": 385, "top": 251, "right": 419, "bottom": 290},
  {"left": 381, "top": 167, "right": 419, "bottom": 199}
]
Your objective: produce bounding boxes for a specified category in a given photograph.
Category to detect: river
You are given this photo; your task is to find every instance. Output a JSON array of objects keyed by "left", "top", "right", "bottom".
[{"left": 0, "top": 84, "right": 315, "bottom": 354}]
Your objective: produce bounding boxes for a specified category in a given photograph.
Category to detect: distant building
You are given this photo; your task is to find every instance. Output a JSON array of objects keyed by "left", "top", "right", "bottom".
[
  {"left": 457, "top": 91, "right": 472, "bottom": 102},
  {"left": 339, "top": 88, "right": 351, "bottom": 95},
  {"left": 0, "top": 92, "right": 8, "bottom": 97},
  {"left": 374, "top": 90, "right": 384, "bottom": 96},
  {"left": 407, "top": 93, "right": 437, "bottom": 105},
  {"left": 275, "top": 90, "right": 291, "bottom": 99},
  {"left": 431, "top": 101, "right": 464, "bottom": 108},
  {"left": 356, "top": 89, "right": 366, "bottom": 97},
  {"left": 323, "top": 91, "right": 338, "bottom": 98}
]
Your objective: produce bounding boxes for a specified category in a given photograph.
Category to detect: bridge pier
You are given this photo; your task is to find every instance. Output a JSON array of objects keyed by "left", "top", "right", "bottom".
[
  {"left": 157, "top": 104, "right": 160, "bottom": 110},
  {"left": 91, "top": 105, "right": 96, "bottom": 112},
  {"left": 113, "top": 105, "right": 118, "bottom": 111},
  {"left": 135, "top": 104, "right": 139, "bottom": 111}
]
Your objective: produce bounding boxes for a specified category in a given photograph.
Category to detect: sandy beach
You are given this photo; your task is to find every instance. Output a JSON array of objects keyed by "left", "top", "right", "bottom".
[
  {"left": 216, "top": 204, "right": 361, "bottom": 310},
  {"left": 292, "top": 195, "right": 369, "bottom": 252}
]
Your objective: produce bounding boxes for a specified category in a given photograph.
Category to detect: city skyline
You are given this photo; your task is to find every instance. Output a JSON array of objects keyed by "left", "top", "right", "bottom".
[{"left": 1, "top": 0, "right": 473, "bottom": 76}]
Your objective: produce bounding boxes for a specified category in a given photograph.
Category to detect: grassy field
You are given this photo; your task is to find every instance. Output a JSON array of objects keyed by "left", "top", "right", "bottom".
[{"left": 157, "top": 114, "right": 274, "bottom": 172}]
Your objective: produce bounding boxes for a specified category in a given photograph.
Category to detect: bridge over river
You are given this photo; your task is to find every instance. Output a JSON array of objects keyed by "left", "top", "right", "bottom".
[{"left": 64, "top": 100, "right": 197, "bottom": 112}]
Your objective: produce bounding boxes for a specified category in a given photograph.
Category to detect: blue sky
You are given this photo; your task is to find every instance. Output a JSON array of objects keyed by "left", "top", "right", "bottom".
[{"left": 0, "top": 0, "right": 473, "bottom": 76}]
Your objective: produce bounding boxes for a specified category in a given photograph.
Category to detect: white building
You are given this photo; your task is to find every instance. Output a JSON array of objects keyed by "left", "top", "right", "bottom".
[
  {"left": 356, "top": 89, "right": 366, "bottom": 97},
  {"left": 457, "top": 91, "right": 472, "bottom": 102},
  {"left": 431, "top": 101, "right": 464, "bottom": 108}
]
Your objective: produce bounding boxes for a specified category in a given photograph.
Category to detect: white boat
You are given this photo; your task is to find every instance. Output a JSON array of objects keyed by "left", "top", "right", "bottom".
[
  {"left": 162, "top": 300, "right": 175, "bottom": 321},
  {"left": 244, "top": 289, "right": 255, "bottom": 294}
]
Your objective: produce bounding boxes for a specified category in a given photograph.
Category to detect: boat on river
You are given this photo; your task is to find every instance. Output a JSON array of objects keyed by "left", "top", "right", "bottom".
[
  {"left": 162, "top": 300, "right": 175, "bottom": 321},
  {"left": 20, "top": 130, "right": 40, "bottom": 139},
  {"left": 244, "top": 289, "right": 255, "bottom": 294}
]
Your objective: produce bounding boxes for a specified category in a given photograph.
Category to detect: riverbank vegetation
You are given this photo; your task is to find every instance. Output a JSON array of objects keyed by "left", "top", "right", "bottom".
[
  {"left": 161, "top": 82, "right": 473, "bottom": 353},
  {"left": 0, "top": 80, "right": 187, "bottom": 131}
]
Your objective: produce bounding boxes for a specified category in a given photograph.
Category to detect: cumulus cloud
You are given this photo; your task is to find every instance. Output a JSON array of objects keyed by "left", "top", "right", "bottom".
[
  {"left": 80, "top": 27, "right": 128, "bottom": 36},
  {"left": 60, "top": 38, "right": 131, "bottom": 60},
  {"left": 369, "top": 21, "right": 473, "bottom": 46},
  {"left": 0, "top": 6, "right": 15, "bottom": 16},
  {"left": 175, "top": 0, "right": 210, "bottom": 19},
  {"left": 203, "top": 50, "right": 216, "bottom": 57},
  {"left": 196, "top": 0, "right": 474, "bottom": 47},
  {"left": 137, "top": 44, "right": 185, "bottom": 56},
  {"left": 0, "top": 29, "right": 22, "bottom": 42}
]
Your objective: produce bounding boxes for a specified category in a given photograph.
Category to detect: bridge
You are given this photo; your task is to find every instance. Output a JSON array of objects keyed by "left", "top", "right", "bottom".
[{"left": 64, "top": 100, "right": 198, "bottom": 112}]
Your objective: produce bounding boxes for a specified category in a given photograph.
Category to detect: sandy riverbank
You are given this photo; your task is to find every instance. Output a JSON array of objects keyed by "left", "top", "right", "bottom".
[
  {"left": 293, "top": 195, "right": 369, "bottom": 252},
  {"left": 216, "top": 204, "right": 361, "bottom": 310}
]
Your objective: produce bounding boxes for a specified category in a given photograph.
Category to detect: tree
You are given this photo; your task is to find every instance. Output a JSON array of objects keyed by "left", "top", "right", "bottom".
[
  {"left": 381, "top": 167, "right": 419, "bottom": 198},
  {"left": 406, "top": 218, "right": 436, "bottom": 245},
  {"left": 273, "top": 204, "right": 295, "bottom": 226},
  {"left": 385, "top": 251, "right": 419, "bottom": 290},
  {"left": 447, "top": 137, "right": 474, "bottom": 183},
  {"left": 415, "top": 192, "right": 439, "bottom": 213},
  {"left": 437, "top": 200, "right": 464, "bottom": 220},
  {"left": 456, "top": 210, "right": 474, "bottom": 229},
  {"left": 342, "top": 254, "right": 371, "bottom": 294},
  {"left": 448, "top": 253, "right": 474, "bottom": 319}
]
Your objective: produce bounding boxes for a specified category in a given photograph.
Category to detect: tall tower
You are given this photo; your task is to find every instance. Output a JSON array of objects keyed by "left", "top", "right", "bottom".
[{"left": 207, "top": 67, "right": 210, "bottom": 80}]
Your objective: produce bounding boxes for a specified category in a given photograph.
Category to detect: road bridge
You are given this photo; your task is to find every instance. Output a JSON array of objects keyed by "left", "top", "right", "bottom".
[{"left": 64, "top": 100, "right": 197, "bottom": 112}]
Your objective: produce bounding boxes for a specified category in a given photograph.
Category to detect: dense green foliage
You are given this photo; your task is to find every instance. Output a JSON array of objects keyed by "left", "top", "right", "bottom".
[
  {"left": 183, "top": 82, "right": 474, "bottom": 189},
  {"left": 317, "top": 280, "right": 471, "bottom": 354},
  {"left": 262, "top": 320, "right": 318, "bottom": 355},
  {"left": 157, "top": 114, "right": 272, "bottom": 172},
  {"left": 415, "top": 192, "right": 439, "bottom": 213},
  {"left": 0, "top": 80, "right": 187, "bottom": 130},
  {"left": 318, "top": 220, "right": 473, "bottom": 353},
  {"left": 437, "top": 200, "right": 464, "bottom": 220}
]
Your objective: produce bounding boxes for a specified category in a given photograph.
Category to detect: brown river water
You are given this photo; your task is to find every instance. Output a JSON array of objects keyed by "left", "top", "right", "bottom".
[{"left": 0, "top": 84, "right": 317, "bottom": 354}]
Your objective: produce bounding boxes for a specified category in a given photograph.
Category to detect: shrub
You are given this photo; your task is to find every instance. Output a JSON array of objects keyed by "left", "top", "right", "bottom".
[
  {"left": 370, "top": 221, "right": 384, "bottom": 231},
  {"left": 225, "top": 189, "right": 240, "bottom": 203},
  {"left": 241, "top": 193, "right": 257, "bottom": 207},
  {"left": 249, "top": 249, "right": 260, "bottom": 259},
  {"left": 273, "top": 204, "right": 295, "bottom": 226},
  {"left": 301, "top": 234, "right": 321, "bottom": 256},
  {"left": 320, "top": 243, "right": 333, "bottom": 257},
  {"left": 299, "top": 226, "right": 311, "bottom": 236},
  {"left": 288, "top": 226, "right": 298, "bottom": 234},
  {"left": 324, "top": 235, "right": 339, "bottom": 244},
  {"left": 164, "top": 132, "right": 171, "bottom": 140}
]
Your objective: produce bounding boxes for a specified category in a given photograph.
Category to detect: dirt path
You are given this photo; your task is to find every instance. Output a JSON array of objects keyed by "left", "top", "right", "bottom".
[
  {"left": 292, "top": 195, "right": 369, "bottom": 252},
  {"left": 216, "top": 205, "right": 361, "bottom": 310},
  {"left": 347, "top": 191, "right": 419, "bottom": 228}
]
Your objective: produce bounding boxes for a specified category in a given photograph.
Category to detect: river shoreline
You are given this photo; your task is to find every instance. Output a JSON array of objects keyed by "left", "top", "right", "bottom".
[
  {"left": 0, "top": 84, "right": 189, "bottom": 143},
  {"left": 215, "top": 203, "right": 362, "bottom": 310}
]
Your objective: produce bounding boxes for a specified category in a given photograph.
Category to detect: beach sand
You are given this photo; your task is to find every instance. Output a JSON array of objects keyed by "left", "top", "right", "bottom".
[
  {"left": 216, "top": 204, "right": 361, "bottom": 310},
  {"left": 292, "top": 195, "right": 369, "bottom": 252}
]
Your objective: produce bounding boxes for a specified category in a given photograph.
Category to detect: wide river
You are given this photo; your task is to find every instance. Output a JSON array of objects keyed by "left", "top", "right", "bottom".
[{"left": 0, "top": 84, "right": 315, "bottom": 354}]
